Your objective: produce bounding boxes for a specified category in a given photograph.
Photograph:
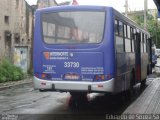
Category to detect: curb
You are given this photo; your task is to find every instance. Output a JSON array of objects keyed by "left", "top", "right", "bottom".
[{"left": 0, "top": 78, "right": 33, "bottom": 91}]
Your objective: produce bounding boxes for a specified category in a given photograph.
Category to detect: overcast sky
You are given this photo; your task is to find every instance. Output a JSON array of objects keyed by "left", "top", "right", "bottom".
[{"left": 25, "top": 0, "right": 157, "bottom": 12}]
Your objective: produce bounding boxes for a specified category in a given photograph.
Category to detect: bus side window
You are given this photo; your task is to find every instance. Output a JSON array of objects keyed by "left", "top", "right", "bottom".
[
  {"left": 146, "top": 35, "right": 149, "bottom": 53},
  {"left": 125, "top": 25, "right": 131, "bottom": 53},
  {"left": 115, "top": 20, "right": 119, "bottom": 35},
  {"left": 140, "top": 32, "right": 143, "bottom": 53},
  {"left": 119, "top": 21, "right": 123, "bottom": 37},
  {"left": 115, "top": 20, "right": 124, "bottom": 53},
  {"left": 124, "top": 24, "right": 127, "bottom": 38},
  {"left": 131, "top": 27, "right": 135, "bottom": 52},
  {"left": 127, "top": 25, "right": 130, "bottom": 39},
  {"left": 144, "top": 34, "right": 147, "bottom": 53},
  {"left": 140, "top": 32, "right": 144, "bottom": 53}
]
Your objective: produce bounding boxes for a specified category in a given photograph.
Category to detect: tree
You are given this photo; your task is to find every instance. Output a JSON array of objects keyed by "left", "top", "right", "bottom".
[{"left": 129, "top": 11, "right": 160, "bottom": 48}]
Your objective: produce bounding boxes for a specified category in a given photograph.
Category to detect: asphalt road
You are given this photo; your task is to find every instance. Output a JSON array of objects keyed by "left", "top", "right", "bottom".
[{"left": 0, "top": 75, "right": 156, "bottom": 120}]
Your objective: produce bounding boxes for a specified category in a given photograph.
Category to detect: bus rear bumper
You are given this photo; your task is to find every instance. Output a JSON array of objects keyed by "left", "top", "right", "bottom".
[{"left": 33, "top": 76, "right": 115, "bottom": 92}]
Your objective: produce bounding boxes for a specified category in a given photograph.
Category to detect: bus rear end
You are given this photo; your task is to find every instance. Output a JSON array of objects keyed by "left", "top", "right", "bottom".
[{"left": 33, "top": 6, "right": 115, "bottom": 94}]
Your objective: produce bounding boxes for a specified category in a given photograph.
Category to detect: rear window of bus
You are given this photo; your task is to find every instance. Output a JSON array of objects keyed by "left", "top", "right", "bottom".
[{"left": 42, "top": 11, "right": 105, "bottom": 44}]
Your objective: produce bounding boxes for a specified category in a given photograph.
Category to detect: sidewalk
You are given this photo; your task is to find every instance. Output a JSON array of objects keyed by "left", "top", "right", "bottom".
[
  {"left": 0, "top": 77, "right": 33, "bottom": 91},
  {"left": 123, "top": 78, "right": 160, "bottom": 114}
]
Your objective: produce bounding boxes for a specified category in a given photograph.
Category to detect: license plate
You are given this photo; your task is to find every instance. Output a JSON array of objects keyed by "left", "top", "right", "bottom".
[{"left": 64, "top": 74, "right": 80, "bottom": 80}]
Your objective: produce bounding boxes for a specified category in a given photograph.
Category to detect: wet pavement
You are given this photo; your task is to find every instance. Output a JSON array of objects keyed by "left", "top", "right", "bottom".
[{"left": 0, "top": 74, "right": 156, "bottom": 120}]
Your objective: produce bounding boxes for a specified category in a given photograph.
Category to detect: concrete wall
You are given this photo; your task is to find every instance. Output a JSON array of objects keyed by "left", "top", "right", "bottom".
[{"left": 0, "top": 0, "right": 33, "bottom": 72}]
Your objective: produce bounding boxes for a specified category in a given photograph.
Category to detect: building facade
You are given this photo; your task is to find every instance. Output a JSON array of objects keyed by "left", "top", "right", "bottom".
[
  {"left": 0, "top": 0, "right": 33, "bottom": 73},
  {"left": 37, "top": 0, "right": 57, "bottom": 8}
]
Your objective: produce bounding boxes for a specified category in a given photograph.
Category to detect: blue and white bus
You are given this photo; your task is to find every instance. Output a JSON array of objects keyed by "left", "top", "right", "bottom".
[{"left": 33, "top": 6, "right": 152, "bottom": 98}]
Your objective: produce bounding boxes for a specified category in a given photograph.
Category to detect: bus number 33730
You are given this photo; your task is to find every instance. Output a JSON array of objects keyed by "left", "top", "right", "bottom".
[{"left": 64, "top": 62, "right": 80, "bottom": 68}]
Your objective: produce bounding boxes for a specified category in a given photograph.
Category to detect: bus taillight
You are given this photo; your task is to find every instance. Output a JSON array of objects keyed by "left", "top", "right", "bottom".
[
  {"left": 101, "top": 75, "right": 105, "bottom": 80},
  {"left": 94, "top": 74, "right": 112, "bottom": 81},
  {"left": 106, "top": 75, "right": 111, "bottom": 79},
  {"left": 39, "top": 73, "right": 51, "bottom": 79},
  {"left": 95, "top": 75, "right": 99, "bottom": 80}
]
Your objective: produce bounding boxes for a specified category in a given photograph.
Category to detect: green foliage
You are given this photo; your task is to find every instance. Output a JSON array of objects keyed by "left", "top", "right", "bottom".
[
  {"left": 147, "top": 18, "right": 160, "bottom": 48},
  {"left": 0, "top": 59, "right": 24, "bottom": 83},
  {"left": 129, "top": 11, "right": 160, "bottom": 47}
]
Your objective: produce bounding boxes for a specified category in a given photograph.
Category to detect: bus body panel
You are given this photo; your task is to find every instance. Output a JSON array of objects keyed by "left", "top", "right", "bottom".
[
  {"left": 115, "top": 52, "right": 135, "bottom": 92},
  {"left": 114, "top": 10, "right": 150, "bottom": 92},
  {"left": 34, "top": 76, "right": 115, "bottom": 92},
  {"left": 34, "top": 6, "right": 151, "bottom": 93},
  {"left": 42, "top": 51, "right": 104, "bottom": 82},
  {"left": 34, "top": 6, "right": 116, "bottom": 93},
  {"left": 141, "top": 53, "right": 148, "bottom": 80}
]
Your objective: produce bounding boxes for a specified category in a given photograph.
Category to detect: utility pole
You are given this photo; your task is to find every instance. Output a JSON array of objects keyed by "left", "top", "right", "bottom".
[
  {"left": 125, "top": 0, "right": 128, "bottom": 17},
  {"left": 144, "top": 0, "right": 148, "bottom": 30}
]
